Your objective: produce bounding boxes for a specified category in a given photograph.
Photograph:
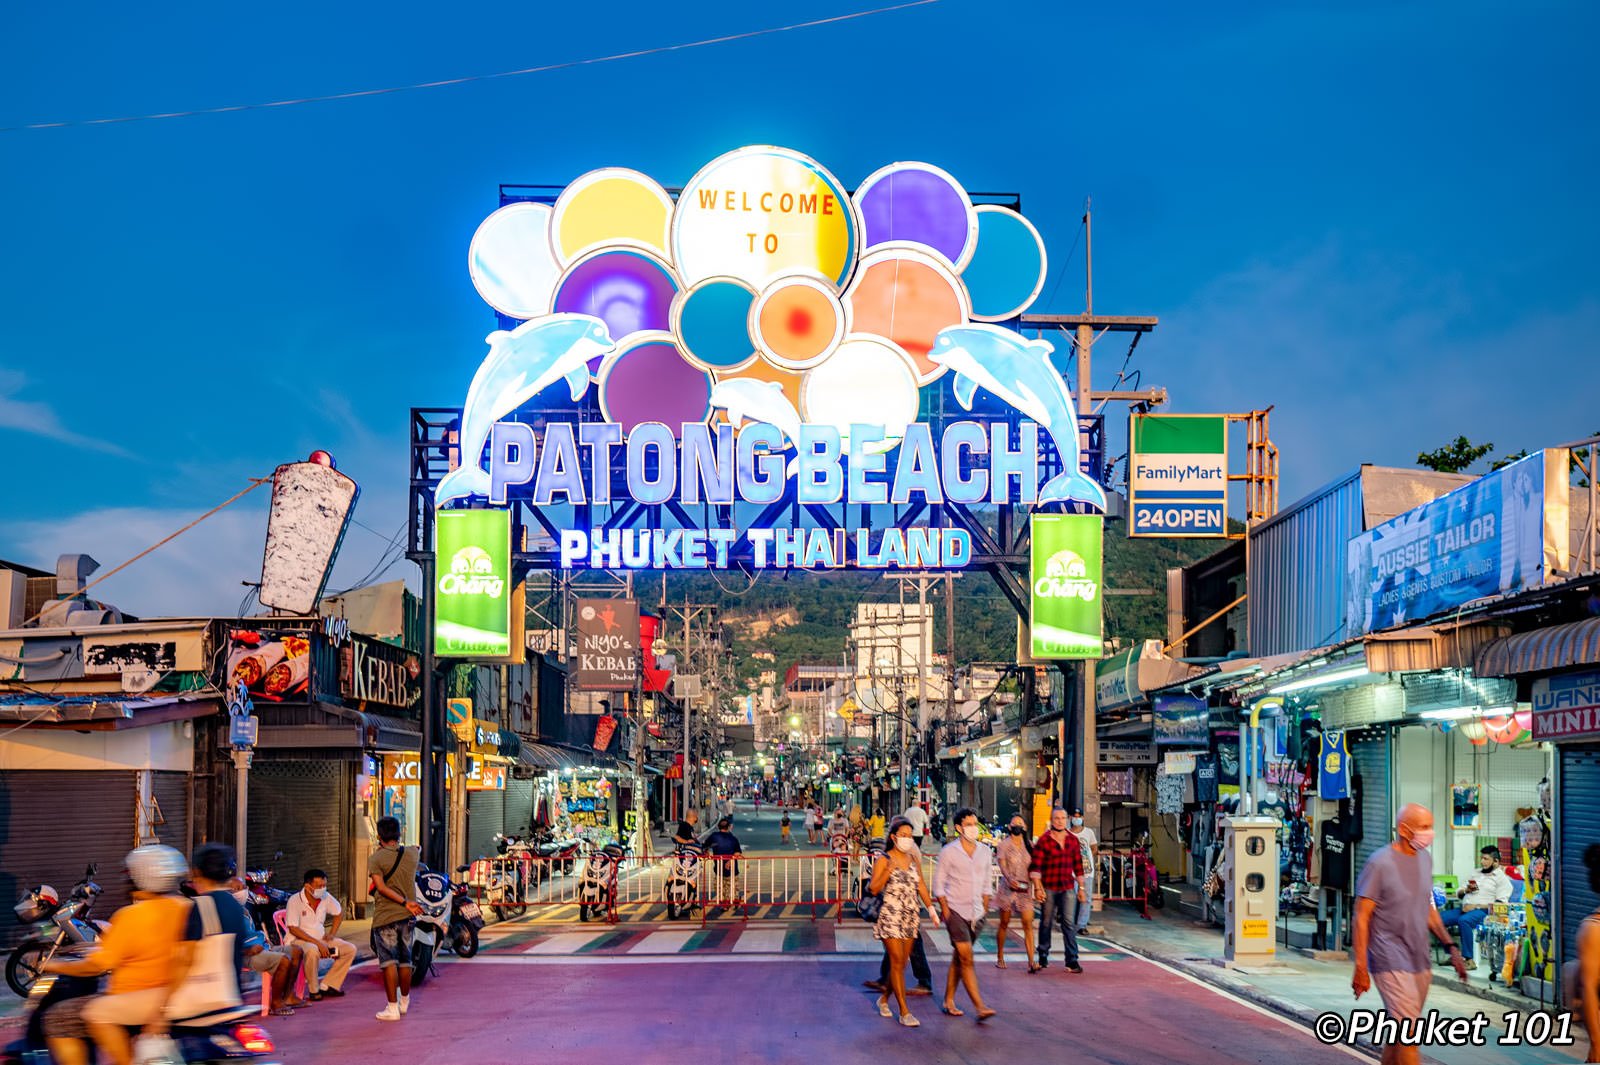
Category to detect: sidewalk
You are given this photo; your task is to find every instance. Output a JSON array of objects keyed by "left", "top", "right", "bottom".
[{"left": 1091, "top": 904, "right": 1587, "bottom": 1065}]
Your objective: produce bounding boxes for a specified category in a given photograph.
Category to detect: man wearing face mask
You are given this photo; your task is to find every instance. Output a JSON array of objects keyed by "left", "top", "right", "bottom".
[
  {"left": 1067, "top": 810, "right": 1098, "bottom": 933},
  {"left": 229, "top": 876, "right": 304, "bottom": 1015},
  {"left": 931, "top": 809, "right": 997, "bottom": 1021},
  {"left": 1437, "top": 845, "right": 1512, "bottom": 971},
  {"left": 284, "top": 868, "right": 356, "bottom": 1000},
  {"left": 1352, "top": 804, "right": 1469, "bottom": 1065}
]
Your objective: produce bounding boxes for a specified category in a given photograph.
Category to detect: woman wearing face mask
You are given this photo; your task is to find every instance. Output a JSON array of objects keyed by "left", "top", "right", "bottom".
[
  {"left": 869, "top": 817, "right": 937, "bottom": 1027},
  {"left": 994, "top": 815, "right": 1038, "bottom": 971}
]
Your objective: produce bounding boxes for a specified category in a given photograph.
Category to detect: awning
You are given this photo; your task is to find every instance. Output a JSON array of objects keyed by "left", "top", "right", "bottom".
[
  {"left": 1363, "top": 621, "right": 1510, "bottom": 673},
  {"left": 518, "top": 743, "right": 587, "bottom": 771},
  {"left": 0, "top": 693, "right": 221, "bottom": 730},
  {"left": 1476, "top": 617, "right": 1600, "bottom": 677}
]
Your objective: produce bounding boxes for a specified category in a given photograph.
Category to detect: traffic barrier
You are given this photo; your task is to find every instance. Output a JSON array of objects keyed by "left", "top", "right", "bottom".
[{"left": 1097, "top": 849, "right": 1153, "bottom": 919}]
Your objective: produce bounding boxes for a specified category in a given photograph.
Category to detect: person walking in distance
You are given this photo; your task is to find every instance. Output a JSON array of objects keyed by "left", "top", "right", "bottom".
[
  {"left": 902, "top": 800, "right": 929, "bottom": 852},
  {"left": 1352, "top": 804, "right": 1468, "bottom": 1065},
  {"left": 804, "top": 804, "right": 818, "bottom": 846},
  {"left": 1067, "top": 809, "right": 1098, "bottom": 933},
  {"left": 369, "top": 816, "right": 424, "bottom": 1022},
  {"left": 994, "top": 814, "right": 1038, "bottom": 972},
  {"left": 1029, "top": 808, "right": 1087, "bottom": 973},
  {"left": 869, "top": 817, "right": 937, "bottom": 1027},
  {"left": 284, "top": 868, "right": 356, "bottom": 1000},
  {"left": 932, "top": 808, "right": 997, "bottom": 1022}
]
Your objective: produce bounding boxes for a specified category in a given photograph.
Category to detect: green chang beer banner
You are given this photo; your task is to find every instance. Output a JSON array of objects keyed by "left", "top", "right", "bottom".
[
  {"left": 1030, "top": 514, "right": 1104, "bottom": 659},
  {"left": 434, "top": 509, "right": 512, "bottom": 657}
]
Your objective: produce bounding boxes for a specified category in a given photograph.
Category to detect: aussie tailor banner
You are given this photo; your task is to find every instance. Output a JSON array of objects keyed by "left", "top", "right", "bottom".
[{"left": 1344, "top": 451, "right": 1569, "bottom": 636}]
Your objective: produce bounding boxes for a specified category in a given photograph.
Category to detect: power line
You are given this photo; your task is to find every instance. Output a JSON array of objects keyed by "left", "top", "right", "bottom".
[{"left": 4, "top": 1, "right": 941, "bottom": 134}]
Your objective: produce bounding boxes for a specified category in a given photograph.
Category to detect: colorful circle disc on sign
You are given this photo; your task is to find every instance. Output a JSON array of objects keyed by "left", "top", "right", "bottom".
[
  {"left": 844, "top": 246, "right": 971, "bottom": 383},
  {"left": 597, "top": 332, "right": 713, "bottom": 436},
  {"left": 962, "top": 205, "right": 1048, "bottom": 321},
  {"left": 550, "top": 168, "right": 675, "bottom": 265},
  {"left": 751, "top": 274, "right": 848, "bottom": 370},
  {"left": 552, "top": 247, "right": 679, "bottom": 371},
  {"left": 853, "top": 162, "right": 978, "bottom": 270},
  {"left": 671, "top": 277, "right": 757, "bottom": 373},
  {"left": 467, "top": 202, "right": 562, "bottom": 320},
  {"left": 672, "top": 146, "right": 861, "bottom": 291},
  {"left": 800, "top": 335, "right": 920, "bottom": 454}
]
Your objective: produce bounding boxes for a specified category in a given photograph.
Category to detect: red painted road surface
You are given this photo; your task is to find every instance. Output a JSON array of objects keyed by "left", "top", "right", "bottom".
[{"left": 267, "top": 950, "right": 1361, "bottom": 1065}]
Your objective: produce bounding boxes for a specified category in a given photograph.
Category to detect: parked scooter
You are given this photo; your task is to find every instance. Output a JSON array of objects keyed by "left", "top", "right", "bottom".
[
  {"left": 577, "top": 842, "right": 628, "bottom": 922},
  {"left": 243, "top": 852, "right": 292, "bottom": 946},
  {"left": 530, "top": 826, "right": 583, "bottom": 876},
  {"left": 7, "top": 865, "right": 105, "bottom": 997},
  {"left": 664, "top": 841, "right": 702, "bottom": 921},
  {"left": 1, "top": 955, "right": 279, "bottom": 1064},
  {"left": 410, "top": 866, "right": 484, "bottom": 985}
]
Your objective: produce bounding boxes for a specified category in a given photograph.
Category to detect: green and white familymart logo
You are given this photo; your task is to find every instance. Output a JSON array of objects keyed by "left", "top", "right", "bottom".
[
  {"left": 1030, "top": 514, "right": 1103, "bottom": 660},
  {"left": 434, "top": 510, "right": 512, "bottom": 658},
  {"left": 1033, "top": 549, "right": 1098, "bottom": 602},
  {"left": 439, "top": 546, "right": 505, "bottom": 598}
]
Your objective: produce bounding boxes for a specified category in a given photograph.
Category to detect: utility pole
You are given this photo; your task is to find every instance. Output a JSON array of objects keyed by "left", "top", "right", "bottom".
[{"left": 662, "top": 597, "right": 718, "bottom": 821}]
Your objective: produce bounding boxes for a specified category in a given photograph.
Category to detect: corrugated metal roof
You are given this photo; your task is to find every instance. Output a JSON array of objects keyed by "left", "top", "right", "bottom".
[
  {"left": 1363, "top": 621, "right": 1511, "bottom": 673},
  {"left": 1475, "top": 617, "right": 1600, "bottom": 677}
]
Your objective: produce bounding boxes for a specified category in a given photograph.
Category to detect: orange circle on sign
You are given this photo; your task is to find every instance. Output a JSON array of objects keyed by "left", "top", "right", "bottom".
[
  {"left": 752, "top": 275, "right": 847, "bottom": 370},
  {"left": 715, "top": 356, "right": 803, "bottom": 412},
  {"left": 844, "top": 246, "right": 971, "bottom": 383}
]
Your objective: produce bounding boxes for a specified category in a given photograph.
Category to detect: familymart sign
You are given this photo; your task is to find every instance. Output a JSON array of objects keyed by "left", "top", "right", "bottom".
[{"left": 1128, "top": 414, "right": 1226, "bottom": 537}]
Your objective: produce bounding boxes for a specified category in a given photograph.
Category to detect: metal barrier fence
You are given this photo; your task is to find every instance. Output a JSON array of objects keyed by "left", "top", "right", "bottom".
[
  {"left": 1097, "top": 849, "right": 1153, "bottom": 919},
  {"left": 465, "top": 851, "right": 941, "bottom": 926}
]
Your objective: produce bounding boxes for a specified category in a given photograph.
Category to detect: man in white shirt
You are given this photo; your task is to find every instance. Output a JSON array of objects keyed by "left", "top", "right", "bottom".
[
  {"left": 1439, "top": 845, "right": 1514, "bottom": 970},
  {"left": 1068, "top": 810, "right": 1099, "bottom": 932},
  {"left": 902, "top": 802, "right": 930, "bottom": 851},
  {"left": 284, "top": 868, "right": 357, "bottom": 998},
  {"left": 931, "top": 808, "right": 996, "bottom": 1021}
]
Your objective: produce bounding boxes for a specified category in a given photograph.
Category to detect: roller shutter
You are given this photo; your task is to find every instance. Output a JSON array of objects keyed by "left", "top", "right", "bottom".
[
  {"left": 1559, "top": 744, "right": 1600, "bottom": 996},
  {"left": 248, "top": 760, "right": 346, "bottom": 899},
  {"left": 1349, "top": 732, "right": 1392, "bottom": 876},
  {"left": 466, "top": 788, "right": 506, "bottom": 862},
  {"left": 151, "top": 771, "right": 192, "bottom": 856},
  {"left": 503, "top": 777, "right": 535, "bottom": 840},
  {"left": 0, "top": 770, "right": 138, "bottom": 945}
]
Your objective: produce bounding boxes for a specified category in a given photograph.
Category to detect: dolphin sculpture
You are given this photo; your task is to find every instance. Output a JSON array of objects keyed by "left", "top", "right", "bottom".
[
  {"left": 928, "top": 324, "right": 1107, "bottom": 509},
  {"left": 709, "top": 378, "right": 802, "bottom": 447},
  {"left": 434, "top": 314, "right": 615, "bottom": 503}
]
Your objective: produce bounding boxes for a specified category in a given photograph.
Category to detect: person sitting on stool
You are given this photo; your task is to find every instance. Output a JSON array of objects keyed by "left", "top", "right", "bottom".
[{"left": 1439, "top": 845, "right": 1512, "bottom": 970}]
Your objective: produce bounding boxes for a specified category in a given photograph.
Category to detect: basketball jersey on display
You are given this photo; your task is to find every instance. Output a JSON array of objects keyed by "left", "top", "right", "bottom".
[{"left": 1319, "top": 730, "right": 1351, "bottom": 800}]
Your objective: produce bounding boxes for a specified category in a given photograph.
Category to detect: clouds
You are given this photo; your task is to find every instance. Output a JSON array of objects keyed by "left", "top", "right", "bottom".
[{"left": 0, "top": 369, "right": 131, "bottom": 456}]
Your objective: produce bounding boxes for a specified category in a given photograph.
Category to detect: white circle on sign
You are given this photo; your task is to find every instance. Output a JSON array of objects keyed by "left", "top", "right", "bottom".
[
  {"left": 799, "top": 334, "right": 920, "bottom": 455},
  {"left": 467, "top": 202, "right": 561, "bottom": 320},
  {"left": 580, "top": 605, "right": 596, "bottom": 621}
]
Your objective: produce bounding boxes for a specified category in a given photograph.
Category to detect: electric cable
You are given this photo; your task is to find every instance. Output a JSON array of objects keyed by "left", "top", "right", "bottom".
[{"left": 4, "top": 1, "right": 941, "bottom": 133}]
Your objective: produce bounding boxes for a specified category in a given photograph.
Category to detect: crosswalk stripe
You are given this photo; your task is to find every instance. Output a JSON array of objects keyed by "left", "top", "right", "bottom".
[
  {"left": 833, "top": 927, "right": 879, "bottom": 953},
  {"left": 731, "top": 928, "right": 787, "bottom": 953},
  {"left": 523, "top": 931, "right": 610, "bottom": 955},
  {"left": 628, "top": 930, "right": 699, "bottom": 954}
]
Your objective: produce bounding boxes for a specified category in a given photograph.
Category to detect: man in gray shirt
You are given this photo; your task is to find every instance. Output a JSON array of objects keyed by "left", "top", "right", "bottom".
[{"left": 1352, "top": 804, "right": 1467, "bottom": 1065}]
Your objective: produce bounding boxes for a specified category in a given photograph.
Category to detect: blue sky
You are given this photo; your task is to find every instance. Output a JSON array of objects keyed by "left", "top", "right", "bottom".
[{"left": 2, "top": 0, "right": 1596, "bottom": 615}]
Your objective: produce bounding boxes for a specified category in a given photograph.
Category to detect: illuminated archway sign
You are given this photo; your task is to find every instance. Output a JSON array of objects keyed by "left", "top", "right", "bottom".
[{"left": 448, "top": 146, "right": 1108, "bottom": 572}]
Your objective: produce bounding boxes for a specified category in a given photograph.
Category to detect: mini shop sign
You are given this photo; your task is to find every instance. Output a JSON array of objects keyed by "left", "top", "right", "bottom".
[{"left": 1532, "top": 669, "right": 1600, "bottom": 741}]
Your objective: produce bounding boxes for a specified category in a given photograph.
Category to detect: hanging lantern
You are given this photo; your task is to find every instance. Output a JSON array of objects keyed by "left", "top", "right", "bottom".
[
  {"left": 1514, "top": 708, "right": 1533, "bottom": 733},
  {"left": 1483, "top": 714, "right": 1524, "bottom": 745},
  {"left": 1458, "top": 719, "right": 1488, "bottom": 745}
]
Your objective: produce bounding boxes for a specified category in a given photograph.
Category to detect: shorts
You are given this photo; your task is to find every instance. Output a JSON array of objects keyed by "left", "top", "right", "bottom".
[
  {"left": 371, "top": 918, "right": 416, "bottom": 969},
  {"left": 43, "top": 988, "right": 169, "bottom": 1037},
  {"left": 248, "top": 948, "right": 287, "bottom": 974},
  {"left": 945, "top": 912, "right": 982, "bottom": 945},
  {"left": 1371, "top": 969, "right": 1432, "bottom": 1022}
]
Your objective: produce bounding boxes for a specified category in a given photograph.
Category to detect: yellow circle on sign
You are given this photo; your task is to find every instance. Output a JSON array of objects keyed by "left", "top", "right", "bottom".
[
  {"left": 672, "top": 146, "right": 861, "bottom": 292},
  {"left": 551, "top": 168, "right": 674, "bottom": 265}
]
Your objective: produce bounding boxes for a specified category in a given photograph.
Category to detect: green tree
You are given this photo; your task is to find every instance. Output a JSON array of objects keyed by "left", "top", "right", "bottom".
[{"left": 1417, "top": 436, "right": 1494, "bottom": 473}]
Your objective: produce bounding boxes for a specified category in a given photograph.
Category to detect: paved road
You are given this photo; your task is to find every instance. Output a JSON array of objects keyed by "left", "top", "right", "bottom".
[{"left": 266, "top": 929, "right": 1363, "bottom": 1065}]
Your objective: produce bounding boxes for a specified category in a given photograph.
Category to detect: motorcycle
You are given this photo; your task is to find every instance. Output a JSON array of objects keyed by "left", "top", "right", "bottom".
[
  {"left": 482, "top": 834, "right": 535, "bottom": 920},
  {"left": 577, "top": 842, "right": 627, "bottom": 922},
  {"left": 529, "top": 826, "right": 582, "bottom": 876},
  {"left": 1, "top": 955, "right": 279, "bottom": 1064},
  {"left": 411, "top": 866, "right": 485, "bottom": 985},
  {"left": 664, "top": 841, "right": 702, "bottom": 921},
  {"left": 243, "top": 854, "right": 292, "bottom": 946},
  {"left": 7, "top": 865, "right": 105, "bottom": 997}
]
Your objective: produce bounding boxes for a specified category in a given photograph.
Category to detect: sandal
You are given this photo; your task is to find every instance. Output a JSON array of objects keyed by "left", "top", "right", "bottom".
[
  {"left": 1027, "top": 963, "right": 1041, "bottom": 974},
  {"left": 941, "top": 1005, "right": 964, "bottom": 1017},
  {"left": 976, "top": 1008, "right": 997, "bottom": 1024},
  {"left": 270, "top": 1006, "right": 295, "bottom": 1017},
  {"left": 899, "top": 1013, "right": 921, "bottom": 1028},
  {"left": 995, "top": 959, "right": 1007, "bottom": 969},
  {"left": 876, "top": 995, "right": 892, "bottom": 1018}
]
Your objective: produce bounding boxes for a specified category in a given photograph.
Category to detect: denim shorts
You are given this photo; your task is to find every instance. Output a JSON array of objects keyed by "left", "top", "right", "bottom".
[{"left": 371, "top": 918, "right": 415, "bottom": 969}]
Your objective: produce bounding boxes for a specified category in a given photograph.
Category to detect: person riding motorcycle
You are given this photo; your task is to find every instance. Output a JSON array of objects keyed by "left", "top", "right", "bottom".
[{"left": 38, "top": 844, "right": 192, "bottom": 1065}]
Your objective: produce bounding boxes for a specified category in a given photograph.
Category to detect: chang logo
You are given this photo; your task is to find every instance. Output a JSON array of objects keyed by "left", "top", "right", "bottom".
[
  {"left": 1033, "top": 550, "right": 1098, "bottom": 602},
  {"left": 438, "top": 546, "right": 504, "bottom": 597}
]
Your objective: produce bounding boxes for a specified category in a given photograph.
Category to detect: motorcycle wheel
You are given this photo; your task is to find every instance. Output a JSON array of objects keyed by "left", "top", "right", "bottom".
[
  {"left": 411, "top": 942, "right": 434, "bottom": 986},
  {"left": 7, "top": 939, "right": 51, "bottom": 997},
  {"left": 666, "top": 902, "right": 680, "bottom": 920},
  {"left": 1150, "top": 886, "right": 1166, "bottom": 909},
  {"left": 579, "top": 904, "right": 591, "bottom": 922},
  {"left": 451, "top": 922, "right": 479, "bottom": 959},
  {"left": 502, "top": 892, "right": 528, "bottom": 919}
]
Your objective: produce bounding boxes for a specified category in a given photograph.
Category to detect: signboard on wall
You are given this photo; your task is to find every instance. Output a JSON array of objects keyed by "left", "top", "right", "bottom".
[
  {"left": 1153, "top": 692, "right": 1210, "bottom": 746},
  {"left": 434, "top": 510, "right": 513, "bottom": 658},
  {"left": 1345, "top": 450, "right": 1569, "bottom": 636},
  {"left": 1531, "top": 669, "right": 1600, "bottom": 741},
  {"left": 1096, "top": 739, "right": 1156, "bottom": 765},
  {"left": 573, "top": 598, "right": 640, "bottom": 691},
  {"left": 1029, "top": 514, "right": 1103, "bottom": 659},
  {"left": 1128, "top": 414, "right": 1227, "bottom": 537},
  {"left": 259, "top": 456, "right": 360, "bottom": 615}
]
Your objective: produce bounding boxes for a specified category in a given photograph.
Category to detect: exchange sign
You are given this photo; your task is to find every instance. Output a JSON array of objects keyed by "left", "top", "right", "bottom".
[
  {"left": 1029, "top": 514, "right": 1103, "bottom": 659},
  {"left": 434, "top": 510, "right": 512, "bottom": 658}
]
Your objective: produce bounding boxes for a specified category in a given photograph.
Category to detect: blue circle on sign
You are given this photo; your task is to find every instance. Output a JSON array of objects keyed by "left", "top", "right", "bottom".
[
  {"left": 673, "top": 277, "right": 757, "bottom": 372},
  {"left": 962, "top": 205, "right": 1047, "bottom": 321}
]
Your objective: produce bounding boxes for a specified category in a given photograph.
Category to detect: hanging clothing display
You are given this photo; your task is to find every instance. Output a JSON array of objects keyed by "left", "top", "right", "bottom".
[
  {"left": 1318, "top": 729, "right": 1351, "bottom": 800},
  {"left": 1319, "top": 817, "right": 1351, "bottom": 892},
  {"left": 1155, "top": 766, "right": 1184, "bottom": 814},
  {"left": 1194, "top": 757, "right": 1219, "bottom": 803}
]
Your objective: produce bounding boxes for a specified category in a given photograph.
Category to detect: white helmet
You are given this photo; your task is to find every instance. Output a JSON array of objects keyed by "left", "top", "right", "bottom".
[{"left": 126, "top": 845, "right": 188, "bottom": 895}]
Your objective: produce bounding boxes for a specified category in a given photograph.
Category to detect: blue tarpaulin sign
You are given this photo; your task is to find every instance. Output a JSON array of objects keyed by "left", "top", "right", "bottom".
[{"left": 1153, "top": 693, "right": 1209, "bottom": 746}]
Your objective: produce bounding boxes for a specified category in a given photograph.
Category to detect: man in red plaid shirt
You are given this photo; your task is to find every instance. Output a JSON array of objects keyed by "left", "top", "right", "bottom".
[{"left": 1030, "top": 807, "right": 1089, "bottom": 973}]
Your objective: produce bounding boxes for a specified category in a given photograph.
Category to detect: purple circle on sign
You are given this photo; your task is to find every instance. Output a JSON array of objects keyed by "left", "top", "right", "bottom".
[
  {"left": 552, "top": 248, "right": 678, "bottom": 369},
  {"left": 599, "top": 338, "right": 712, "bottom": 436},
  {"left": 856, "top": 165, "right": 975, "bottom": 268}
]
